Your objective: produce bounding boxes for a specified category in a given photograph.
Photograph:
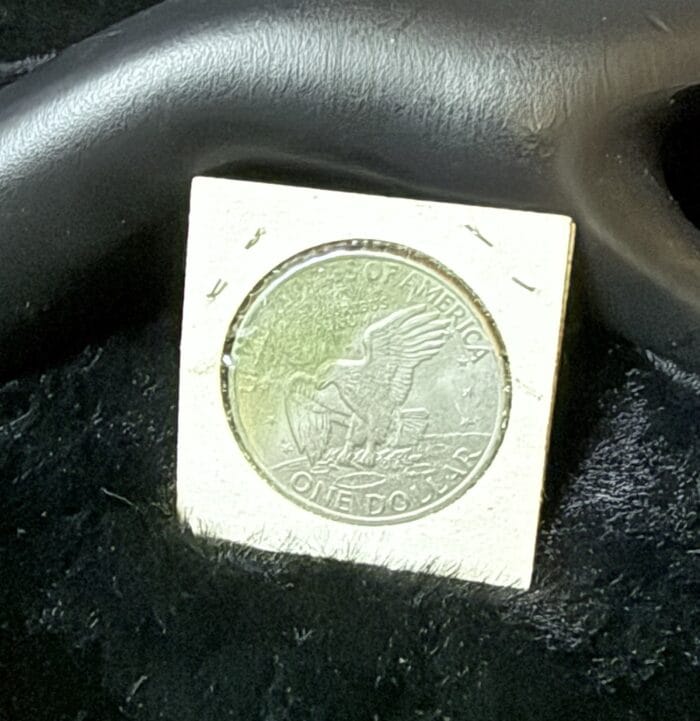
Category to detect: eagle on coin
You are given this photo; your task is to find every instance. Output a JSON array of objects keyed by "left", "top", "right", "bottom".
[{"left": 285, "top": 304, "right": 451, "bottom": 467}]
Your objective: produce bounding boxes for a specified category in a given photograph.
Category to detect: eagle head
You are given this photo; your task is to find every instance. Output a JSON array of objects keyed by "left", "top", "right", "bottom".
[{"left": 315, "top": 360, "right": 341, "bottom": 390}]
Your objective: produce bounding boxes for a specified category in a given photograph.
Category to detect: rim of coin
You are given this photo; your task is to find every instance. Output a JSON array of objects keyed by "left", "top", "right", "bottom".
[{"left": 220, "top": 239, "right": 512, "bottom": 525}]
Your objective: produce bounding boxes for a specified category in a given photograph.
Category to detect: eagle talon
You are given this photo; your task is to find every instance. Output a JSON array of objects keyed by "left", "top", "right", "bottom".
[
  {"left": 333, "top": 445, "right": 353, "bottom": 464},
  {"left": 355, "top": 444, "right": 377, "bottom": 467}
]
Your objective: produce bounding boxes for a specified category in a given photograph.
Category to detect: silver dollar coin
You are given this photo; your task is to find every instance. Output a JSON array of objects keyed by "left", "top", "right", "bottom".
[{"left": 221, "top": 240, "right": 511, "bottom": 525}]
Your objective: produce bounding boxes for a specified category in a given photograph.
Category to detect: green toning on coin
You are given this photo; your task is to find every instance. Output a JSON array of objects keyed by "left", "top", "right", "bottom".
[{"left": 221, "top": 240, "right": 510, "bottom": 525}]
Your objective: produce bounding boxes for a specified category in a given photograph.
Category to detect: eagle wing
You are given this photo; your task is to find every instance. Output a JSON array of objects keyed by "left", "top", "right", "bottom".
[
  {"left": 362, "top": 304, "right": 451, "bottom": 406},
  {"left": 284, "top": 373, "right": 333, "bottom": 465}
]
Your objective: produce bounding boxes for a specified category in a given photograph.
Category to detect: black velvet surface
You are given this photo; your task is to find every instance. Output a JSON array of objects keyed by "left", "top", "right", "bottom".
[
  {"left": 2, "top": 311, "right": 699, "bottom": 720},
  {"left": 1, "top": 3, "right": 699, "bottom": 720}
]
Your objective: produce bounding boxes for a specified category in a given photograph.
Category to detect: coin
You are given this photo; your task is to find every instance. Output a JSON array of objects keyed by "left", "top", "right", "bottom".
[{"left": 221, "top": 240, "right": 510, "bottom": 525}]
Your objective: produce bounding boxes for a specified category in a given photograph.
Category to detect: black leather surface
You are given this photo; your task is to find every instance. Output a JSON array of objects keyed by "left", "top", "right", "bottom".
[{"left": 1, "top": 0, "right": 700, "bottom": 377}]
